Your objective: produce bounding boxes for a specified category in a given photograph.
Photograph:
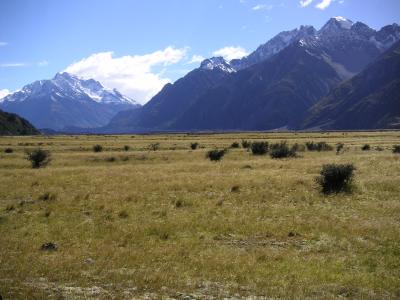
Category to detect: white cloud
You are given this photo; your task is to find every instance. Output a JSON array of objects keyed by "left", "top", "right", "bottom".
[
  {"left": 315, "top": 0, "right": 333, "bottom": 9},
  {"left": 299, "top": 0, "right": 313, "bottom": 7},
  {"left": 0, "top": 63, "right": 26, "bottom": 67},
  {"left": 0, "top": 89, "right": 10, "bottom": 99},
  {"left": 213, "top": 46, "right": 248, "bottom": 61},
  {"left": 252, "top": 4, "right": 273, "bottom": 10},
  {"left": 188, "top": 55, "right": 205, "bottom": 64},
  {"left": 0, "top": 42, "right": 7, "bottom": 47},
  {"left": 65, "top": 47, "right": 187, "bottom": 104}
]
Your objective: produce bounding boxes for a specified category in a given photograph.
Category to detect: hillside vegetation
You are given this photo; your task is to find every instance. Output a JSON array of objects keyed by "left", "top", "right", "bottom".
[{"left": 0, "top": 109, "right": 39, "bottom": 136}]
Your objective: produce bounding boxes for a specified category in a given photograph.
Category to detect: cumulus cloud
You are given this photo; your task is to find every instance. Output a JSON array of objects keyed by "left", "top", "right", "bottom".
[
  {"left": 0, "top": 89, "right": 10, "bottom": 99},
  {"left": 213, "top": 46, "right": 248, "bottom": 61},
  {"left": 65, "top": 47, "right": 187, "bottom": 104},
  {"left": 188, "top": 55, "right": 205, "bottom": 64},
  {"left": 299, "top": 0, "right": 313, "bottom": 7},
  {"left": 315, "top": 0, "right": 333, "bottom": 9}
]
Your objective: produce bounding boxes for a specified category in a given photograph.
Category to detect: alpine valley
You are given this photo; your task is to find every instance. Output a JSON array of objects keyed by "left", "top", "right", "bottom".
[{"left": 1, "top": 17, "right": 399, "bottom": 133}]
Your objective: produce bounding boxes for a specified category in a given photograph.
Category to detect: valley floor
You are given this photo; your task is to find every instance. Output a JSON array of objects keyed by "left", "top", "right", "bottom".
[{"left": 0, "top": 132, "right": 399, "bottom": 299}]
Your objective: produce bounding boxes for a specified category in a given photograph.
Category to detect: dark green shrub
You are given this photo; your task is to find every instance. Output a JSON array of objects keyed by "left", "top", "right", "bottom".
[
  {"left": 105, "top": 157, "right": 116, "bottom": 162},
  {"left": 26, "top": 149, "right": 51, "bottom": 168},
  {"left": 251, "top": 142, "right": 269, "bottom": 155},
  {"left": 393, "top": 145, "right": 400, "bottom": 154},
  {"left": 361, "top": 144, "right": 371, "bottom": 151},
  {"left": 93, "top": 144, "right": 103, "bottom": 152},
  {"left": 376, "top": 146, "right": 384, "bottom": 151},
  {"left": 336, "top": 143, "right": 344, "bottom": 155},
  {"left": 4, "top": 148, "right": 13, "bottom": 153},
  {"left": 190, "top": 142, "right": 199, "bottom": 150},
  {"left": 230, "top": 142, "right": 240, "bottom": 148},
  {"left": 269, "top": 142, "right": 296, "bottom": 159},
  {"left": 241, "top": 140, "right": 251, "bottom": 149},
  {"left": 206, "top": 149, "right": 226, "bottom": 161},
  {"left": 123, "top": 145, "right": 130, "bottom": 151},
  {"left": 291, "top": 143, "right": 305, "bottom": 152},
  {"left": 306, "top": 141, "right": 333, "bottom": 152},
  {"left": 316, "top": 164, "right": 356, "bottom": 194}
]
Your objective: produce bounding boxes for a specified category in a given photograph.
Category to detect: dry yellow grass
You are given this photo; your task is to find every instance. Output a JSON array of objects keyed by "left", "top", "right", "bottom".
[{"left": 0, "top": 132, "right": 399, "bottom": 299}]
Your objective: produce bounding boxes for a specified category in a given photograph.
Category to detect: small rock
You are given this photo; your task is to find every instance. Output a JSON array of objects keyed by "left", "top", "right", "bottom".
[
  {"left": 40, "top": 242, "right": 58, "bottom": 251},
  {"left": 84, "top": 258, "right": 95, "bottom": 264}
]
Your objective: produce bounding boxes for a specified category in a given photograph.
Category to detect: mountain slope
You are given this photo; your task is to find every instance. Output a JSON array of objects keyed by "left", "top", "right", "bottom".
[
  {"left": 0, "top": 73, "right": 140, "bottom": 130},
  {"left": 302, "top": 41, "right": 400, "bottom": 130},
  {"left": 232, "top": 17, "right": 400, "bottom": 76},
  {"left": 169, "top": 41, "right": 342, "bottom": 131},
  {"left": 0, "top": 109, "right": 40, "bottom": 135},
  {"left": 108, "top": 58, "right": 234, "bottom": 131}
]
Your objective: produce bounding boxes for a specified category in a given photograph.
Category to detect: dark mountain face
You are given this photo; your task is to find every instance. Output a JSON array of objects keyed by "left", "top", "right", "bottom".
[
  {"left": 103, "top": 18, "right": 400, "bottom": 133},
  {"left": 0, "top": 109, "right": 39, "bottom": 135},
  {"left": 108, "top": 60, "right": 234, "bottom": 131},
  {"left": 169, "top": 42, "right": 342, "bottom": 131},
  {"left": 301, "top": 41, "right": 400, "bottom": 130},
  {"left": 0, "top": 73, "right": 140, "bottom": 131}
]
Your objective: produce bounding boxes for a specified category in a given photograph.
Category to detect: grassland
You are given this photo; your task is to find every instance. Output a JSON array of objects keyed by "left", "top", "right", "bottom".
[{"left": 0, "top": 132, "right": 399, "bottom": 299}]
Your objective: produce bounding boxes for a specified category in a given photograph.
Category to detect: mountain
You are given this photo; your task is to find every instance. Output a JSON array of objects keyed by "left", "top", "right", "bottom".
[
  {"left": 0, "top": 72, "right": 140, "bottom": 130},
  {"left": 107, "top": 57, "right": 234, "bottom": 131},
  {"left": 301, "top": 41, "right": 400, "bottom": 130},
  {"left": 108, "top": 18, "right": 400, "bottom": 132},
  {"left": 0, "top": 109, "right": 39, "bottom": 135},
  {"left": 232, "top": 17, "right": 400, "bottom": 76},
  {"left": 168, "top": 41, "right": 342, "bottom": 131}
]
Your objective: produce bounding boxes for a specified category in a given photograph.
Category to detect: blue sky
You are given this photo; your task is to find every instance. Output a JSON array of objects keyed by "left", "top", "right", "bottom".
[{"left": 0, "top": 0, "right": 399, "bottom": 103}]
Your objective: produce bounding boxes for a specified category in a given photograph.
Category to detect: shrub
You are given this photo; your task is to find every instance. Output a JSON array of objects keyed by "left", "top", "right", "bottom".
[
  {"left": 230, "top": 142, "right": 240, "bottom": 148},
  {"left": 123, "top": 145, "right": 130, "bottom": 151},
  {"left": 206, "top": 149, "right": 226, "bottom": 161},
  {"left": 291, "top": 143, "right": 305, "bottom": 152},
  {"left": 149, "top": 143, "right": 160, "bottom": 151},
  {"left": 190, "top": 142, "right": 199, "bottom": 150},
  {"left": 306, "top": 141, "right": 333, "bottom": 152},
  {"left": 269, "top": 142, "right": 297, "bottom": 159},
  {"left": 251, "top": 141, "right": 269, "bottom": 155},
  {"left": 393, "top": 145, "right": 400, "bottom": 154},
  {"left": 376, "top": 146, "right": 384, "bottom": 151},
  {"left": 93, "top": 144, "right": 103, "bottom": 152},
  {"left": 26, "top": 149, "right": 51, "bottom": 168},
  {"left": 241, "top": 140, "right": 251, "bottom": 149},
  {"left": 361, "top": 144, "right": 371, "bottom": 151},
  {"left": 336, "top": 143, "right": 344, "bottom": 155},
  {"left": 316, "top": 164, "right": 356, "bottom": 194},
  {"left": 4, "top": 148, "right": 13, "bottom": 153}
]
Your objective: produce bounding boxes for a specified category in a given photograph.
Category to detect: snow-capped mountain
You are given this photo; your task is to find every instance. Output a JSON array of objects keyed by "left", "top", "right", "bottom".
[
  {"left": 200, "top": 57, "right": 237, "bottom": 73},
  {"left": 0, "top": 72, "right": 140, "bottom": 130},
  {"left": 107, "top": 17, "right": 400, "bottom": 133},
  {"left": 231, "top": 25, "right": 317, "bottom": 70},
  {"left": 231, "top": 17, "right": 400, "bottom": 73}
]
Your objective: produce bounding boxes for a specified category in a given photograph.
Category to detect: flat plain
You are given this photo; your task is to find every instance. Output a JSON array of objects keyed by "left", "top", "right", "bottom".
[{"left": 0, "top": 132, "right": 399, "bottom": 299}]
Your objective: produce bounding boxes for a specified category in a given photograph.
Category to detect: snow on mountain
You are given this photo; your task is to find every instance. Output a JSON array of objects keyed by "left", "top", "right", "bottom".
[
  {"left": 200, "top": 57, "right": 237, "bottom": 73},
  {"left": 230, "top": 17, "right": 400, "bottom": 71},
  {"left": 1, "top": 72, "right": 139, "bottom": 106},
  {"left": 0, "top": 72, "right": 141, "bottom": 130}
]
